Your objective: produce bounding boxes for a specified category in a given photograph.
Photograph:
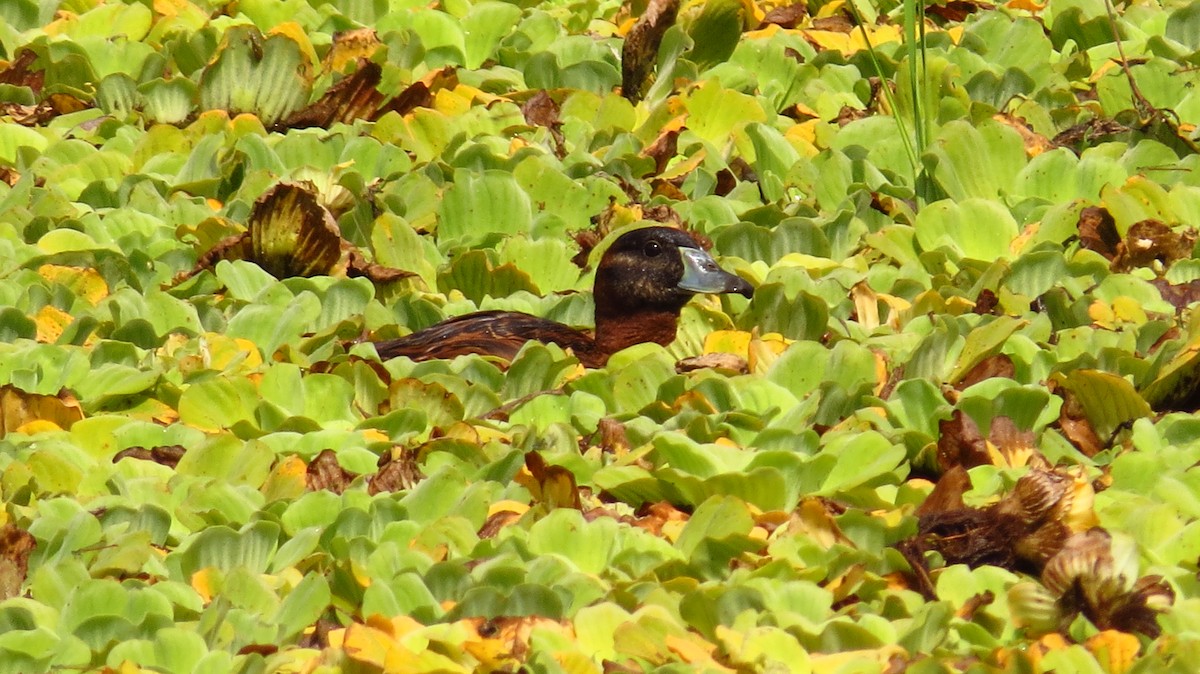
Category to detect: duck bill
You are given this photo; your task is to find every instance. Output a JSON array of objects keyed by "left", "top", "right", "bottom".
[{"left": 677, "top": 248, "right": 755, "bottom": 298}]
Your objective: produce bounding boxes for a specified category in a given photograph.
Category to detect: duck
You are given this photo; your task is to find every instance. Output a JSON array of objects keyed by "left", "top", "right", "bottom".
[{"left": 374, "top": 226, "right": 754, "bottom": 367}]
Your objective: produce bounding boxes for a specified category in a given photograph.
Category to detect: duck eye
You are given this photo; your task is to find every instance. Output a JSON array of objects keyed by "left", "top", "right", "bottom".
[{"left": 643, "top": 241, "right": 662, "bottom": 257}]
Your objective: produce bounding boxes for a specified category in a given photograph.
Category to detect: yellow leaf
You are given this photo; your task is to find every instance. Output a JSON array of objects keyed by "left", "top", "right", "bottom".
[
  {"left": 658, "top": 149, "right": 707, "bottom": 181},
  {"left": 341, "top": 621, "right": 413, "bottom": 671},
  {"left": 851, "top": 282, "right": 880, "bottom": 330},
  {"left": 1111, "top": 296, "right": 1147, "bottom": 324},
  {"left": 324, "top": 27, "right": 382, "bottom": 72},
  {"left": 13, "top": 419, "right": 64, "bottom": 435},
  {"left": 809, "top": 645, "right": 906, "bottom": 673},
  {"left": 1087, "top": 300, "right": 1115, "bottom": 328},
  {"left": 267, "top": 22, "right": 318, "bottom": 71},
  {"left": 665, "top": 633, "right": 733, "bottom": 670},
  {"left": 35, "top": 305, "right": 73, "bottom": 344},
  {"left": 704, "top": 330, "right": 752, "bottom": 358},
  {"left": 38, "top": 264, "right": 109, "bottom": 305},
  {"left": 191, "top": 568, "right": 220, "bottom": 603},
  {"left": 1006, "top": 0, "right": 1046, "bottom": 11},
  {"left": 0, "top": 385, "right": 84, "bottom": 438},
  {"left": 1086, "top": 630, "right": 1140, "bottom": 674},
  {"left": 747, "top": 332, "right": 790, "bottom": 373},
  {"left": 261, "top": 455, "right": 308, "bottom": 501},
  {"left": 434, "top": 88, "right": 473, "bottom": 116},
  {"left": 488, "top": 500, "right": 531, "bottom": 517}
]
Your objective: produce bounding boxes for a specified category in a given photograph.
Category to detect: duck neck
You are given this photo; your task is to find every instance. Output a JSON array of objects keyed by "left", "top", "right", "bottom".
[{"left": 593, "top": 307, "right": 682, "bottom": 358}]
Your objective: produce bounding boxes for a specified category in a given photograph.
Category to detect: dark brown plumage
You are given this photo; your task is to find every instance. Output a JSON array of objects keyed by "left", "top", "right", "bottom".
[{"left": 375, "top": 227, "right": 753, "bottom": 367}]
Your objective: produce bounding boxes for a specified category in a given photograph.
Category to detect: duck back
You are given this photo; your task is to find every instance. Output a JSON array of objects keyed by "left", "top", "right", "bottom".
[{"left": 374, "top": 310, "right": 604, "bottom": 366}]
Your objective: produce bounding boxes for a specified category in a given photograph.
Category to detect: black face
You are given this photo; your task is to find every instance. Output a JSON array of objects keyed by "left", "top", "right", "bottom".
[{"left": 594, "top": 227, "right": 753, "bottom": 313}]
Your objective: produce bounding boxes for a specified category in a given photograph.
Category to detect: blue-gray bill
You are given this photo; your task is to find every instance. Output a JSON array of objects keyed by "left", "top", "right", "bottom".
[{"left": 676, "top": 247, "right": 754, "bottom": 298}]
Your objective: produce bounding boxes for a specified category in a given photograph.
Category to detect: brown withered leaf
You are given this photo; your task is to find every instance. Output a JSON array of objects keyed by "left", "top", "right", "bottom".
[
  {"left": 937, "top": 410, "right": 991, "bottom": 472},
  {"left": 368, "top": 448, "right": 423, "bottom": 495},
  {"left": 521, "top": 452, "right": 581, "bottom": 510},
  {"left": 478, "top": 509, "right": 524, "bottom": 538},
  {"left": 1150, "top": 278, "right": 1200, "bottom": 311},
  {"left": 811, "top": 14, "right": 855, "bottom": 32},
  {"left": 250, "top": 183, "right": 346, "bottom": 278},
  {"left": 346, "top": 248, "right": 417, "bottom": 284},
  {"left": 650, "top": 177, "right": 686, "bottom": 200},
  {"left": 2, "top": 93, "right": 91, "bottom": 126},
  {"left": 973, "top": 288, "right": 1000, "bottom": 315},
  {"left": 641, "top": 127, "right": 680, "bottom": 175},
  {"left": 757, "top": 3, "right": 808, "bottom": 28},
  {"left": 926, "top": 0, "right": 995, "bottom": 22},
  {"left": 280, "top": 59, "right": 384, "bottom": 129},
  {"left": 0, "top": 49, "right": 42, "bottom": 90},
  {"left": 713, "top": 168, "right": 737, "bottom": 196},
  {"left": 0, "top": 524, "right": 36, "bottom": 600},
  {"left": 323, "top": 28, "right": 382, "bottom": 72},
  {"left": 955, "top": 353, "right": 1015, "bottom": 390},
  {"left": 1052, "top": 118, "right": 1129, "bottom": 151},
  {"left": 297, "top": 616, "right": 340, "bottom": 649},
  {"left": 836, "top": 105, "right": 869, "bottom": 126},
  {"left": 1050, "top": 379, "right": 1105, "bottom": 456},
  {"left": 0, "top": 385, "right": 84, "bottom": 437},
  {"left": 1043, "top": 529, "right": 1174, "bottom": 638},
  {"left": 1110, "top": 219, "right": 1197, "bottom": 273},
  {"left": 902, "top": 468, "right": 1082, "bottom": 594},
  {"left": 988, "top": 416, "right": 1036, "bottom": 457},
  {"left": 1077, "top": 206, "right": 1120, "bottom": 259},
  {"left": 956, "top": 591, "right": 996, "bottom": 621},
  {"left": 521, "top": 90, "right": 566, "bottom": 156},
  {"left": 307, "top": 449, "right": 356, "bottom": 493},
  {"left": 596, "top": 417, "right": 629, "bottom": 455},
  {"left": 675, "top": 353, "right": 749, "bottom": 374},
  {"left": 621, "top": 0, "right": 682, "bottom": 103},
  {"left": 171, "top": 183, "right": 414, "bottom": 285},
  {"left": 0, "top": 167, "right": 19, "bottom": 187},
  {"left": 113, "top": 445, "right": 186, "bottom": 469},
  {"left": 372, "top": 67, "right": 458, "bottom": 120}
]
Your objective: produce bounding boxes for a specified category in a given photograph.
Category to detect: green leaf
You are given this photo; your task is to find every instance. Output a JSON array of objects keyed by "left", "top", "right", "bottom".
[{"left": 1056, "top": 369, "right": 1152, "bottom": 439}]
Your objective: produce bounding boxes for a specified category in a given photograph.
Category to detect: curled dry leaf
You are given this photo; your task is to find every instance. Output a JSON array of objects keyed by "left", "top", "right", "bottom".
[
  {"left": 675, "top": 352, "right": 749, "bottom": 374},
  {"left": 955, "top": 353, "right": 1015, "bottom": 391},
  {"left": 1077, "top": 206, "right": 1120, "bottom": 259},
  {"left": 1042, "top": 528, "right": 1174, "bottom": 637},
  {"left": 520, "top": 90, "right": 566, "bottom": 157},
  {"left": 901, "top": 467, "right": 1097, "bottom": 596},
  {"left": 519, "top": 451, "right": 582, "bottom": 510},
  {"left": 641, "top": 127, "right": 681, "bottom": 176},
  {"left": 281, "top": 59, "right": 384, "bottom": 129},
  {"left": 306, "top": 449, "right": 357, "bottom": 494},
  {"left": 172, "top": 183, "right": 415, "bottom": 285},
  {"left": 368, "top": 447, "right": 424, "bottom": 495},
  {"left": 757, "top": 3, "right": 808, "bottom": 29},
  {"left": 0, "top": 524, "right": 36, "bottom": 600},
  {"left": 113, "top": 445, "right": 187, "bottom": 469},
  {"left": 372, "top": 67, "right": 458, "bottom": 120},
  {"left": 621, "top": 0, "right": 682, "bottom": 103},
  {"left": 1110, "top": 219, "right": 1197, "bottom": 274},
  {"left": 1150, "top": 278, "right": 1200, "bottom": 311},
  {"left": 1049, "top": 379, "right": 1105, "bottom": 456},
  {"left": 1052, "top": 118, "right": 1129, "bottom": 151}
]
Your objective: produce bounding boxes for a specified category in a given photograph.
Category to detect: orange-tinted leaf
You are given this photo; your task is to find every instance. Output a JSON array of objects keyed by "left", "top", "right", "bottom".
[{"left": 0, "top": 385, "right": 84, "bottom": 437}]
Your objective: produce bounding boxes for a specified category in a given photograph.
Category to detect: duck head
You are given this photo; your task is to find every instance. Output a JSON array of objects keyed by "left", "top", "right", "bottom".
[{"left": 592, "top": 226, "right": 753, "bottom": 356}]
